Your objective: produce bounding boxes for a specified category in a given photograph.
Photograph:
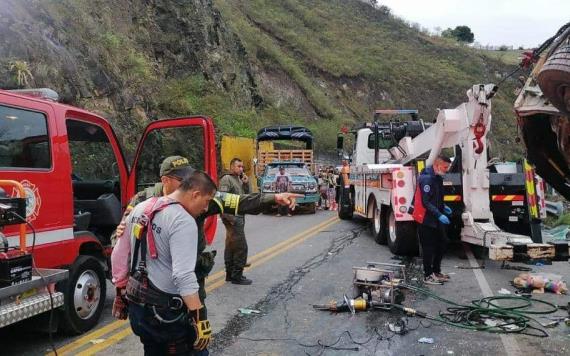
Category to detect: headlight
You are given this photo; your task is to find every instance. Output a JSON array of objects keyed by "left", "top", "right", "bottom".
[{"left": 308, "top": 182, "right": 316, "bottom": 190}]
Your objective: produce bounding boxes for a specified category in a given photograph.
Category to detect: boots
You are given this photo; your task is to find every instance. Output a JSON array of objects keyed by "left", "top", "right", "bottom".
[{"left": 230, "top": 273, "right": 252, "bottom": 285}]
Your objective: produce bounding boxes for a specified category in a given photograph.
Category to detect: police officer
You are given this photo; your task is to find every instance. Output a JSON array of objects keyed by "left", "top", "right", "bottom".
[
  {"left": 417, "top": 156, "right": 452, "bottom": 285},
  {"left": 111, "top": 157, "right": 299, "bottom": 325},
  {"left": 219, "top": 157, "right": 252, "bottom": 285},
  {"left": 112, "top": 170, "right": 217, "bottom": 354}
]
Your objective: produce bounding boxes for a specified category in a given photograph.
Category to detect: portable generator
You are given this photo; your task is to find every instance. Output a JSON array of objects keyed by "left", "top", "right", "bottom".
[{"left": 0, "top": 184, "right": 32, "bottom": 288}]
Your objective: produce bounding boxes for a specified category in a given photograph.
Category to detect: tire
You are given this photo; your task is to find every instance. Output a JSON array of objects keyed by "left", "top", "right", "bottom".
[
  {"left": 338, "top": 186, "right": 353, "bottom": 220},
  {"left": 60, "top": 255, "right": 106, "bottom": 334},
  {"left": 370, "top": 200, "right": 387, "bottom": 245},
  {"left": 308, "top": 202, "right": 317, "bottom": 214},
  {"left": 538, "top": 44, "right": 570, "bottom": 115},
  {"left": 387, "top": 209, "right": 419, "bottom": 256}
]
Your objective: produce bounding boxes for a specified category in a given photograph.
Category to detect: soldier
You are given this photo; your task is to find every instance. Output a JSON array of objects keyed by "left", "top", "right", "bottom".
[
  {"left": 219, "top": 157, "right": 253, "bottom": 285},
  {"left": 112, "top": 156, "right": 299, "bottom": 324}
]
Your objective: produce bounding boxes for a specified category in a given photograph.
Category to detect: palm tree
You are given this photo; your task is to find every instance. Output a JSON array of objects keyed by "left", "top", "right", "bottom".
[{"left": 8, "top": 60, "right": 33, "bottom": 87}]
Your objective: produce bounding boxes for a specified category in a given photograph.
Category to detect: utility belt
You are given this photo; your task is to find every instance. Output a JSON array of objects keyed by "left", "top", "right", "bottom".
[{"left": 126, "top": 271, "right": 184, "bottom": 310}]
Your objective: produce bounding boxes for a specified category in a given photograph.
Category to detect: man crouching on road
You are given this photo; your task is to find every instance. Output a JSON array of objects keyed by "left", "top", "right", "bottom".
[{"left": 112, "top": 170, "right": 216, "bottom": 355}]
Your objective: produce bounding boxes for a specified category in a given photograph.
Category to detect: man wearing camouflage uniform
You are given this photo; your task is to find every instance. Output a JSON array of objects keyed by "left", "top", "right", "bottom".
[
  {"left": 219, "top": 157, "right": 253, "bottom": 285},
  {"left": 112, "top": 156, "right": 299, "bottom": 318}
]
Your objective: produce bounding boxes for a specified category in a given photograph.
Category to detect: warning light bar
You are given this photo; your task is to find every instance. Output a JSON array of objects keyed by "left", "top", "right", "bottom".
[{"left": 7, "top": 88, "right": 59, "bottom": 102}]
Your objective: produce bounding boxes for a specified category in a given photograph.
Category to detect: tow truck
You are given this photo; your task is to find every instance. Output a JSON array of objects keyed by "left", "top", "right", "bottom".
[
  {"left": 336, "top": 84, "right": 568, "bottom": 261},
  {"left": 0, "top": 88, "right": 217, "bottom": 333}
]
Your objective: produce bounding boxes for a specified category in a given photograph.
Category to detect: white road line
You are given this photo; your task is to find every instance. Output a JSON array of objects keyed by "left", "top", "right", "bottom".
[{"left": 466, "top": 248, "right": 522, "bottom": 356}]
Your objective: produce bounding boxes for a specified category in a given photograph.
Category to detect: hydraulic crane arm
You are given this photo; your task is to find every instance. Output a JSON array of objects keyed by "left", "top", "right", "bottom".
[{"left": 390, "top": 84, "right": 497, "bottom": 167}]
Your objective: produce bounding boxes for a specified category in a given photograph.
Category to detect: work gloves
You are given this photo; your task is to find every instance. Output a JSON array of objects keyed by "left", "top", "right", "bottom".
[
  {"left": 112, "top": 288, "right": 128, "bottom": 320},
  {"left": 190, "top": 308, "right": 212, "bottom": 351},
  {"left": 443, "top": 205, "right": 452, "bottom": 216},
  {"left": 438, "top": 214, "right": 451, "bottom": 225}
]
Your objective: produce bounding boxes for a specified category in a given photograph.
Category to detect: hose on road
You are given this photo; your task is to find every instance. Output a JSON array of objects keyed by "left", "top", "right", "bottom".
[{"left": 401, "top": 284, "right": 560, "bottom": 337}]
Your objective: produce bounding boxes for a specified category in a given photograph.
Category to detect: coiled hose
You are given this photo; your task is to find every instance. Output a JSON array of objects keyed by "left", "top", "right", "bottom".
[{"left": 401, "top": 284, "right": 560, "bottom": 337}]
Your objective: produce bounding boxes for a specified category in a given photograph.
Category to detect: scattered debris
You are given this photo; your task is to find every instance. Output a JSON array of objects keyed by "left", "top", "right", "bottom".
[
  {"left": 497, "top": 288, "right": 512, "bottom": 295},
  {"left": 484, "top": 319, "right": 499, "bottom": 327},
  {"left": 418, "top": 337, "right": 434, "bottom": 344},
  {"left": 90, "top": 339, "right": 106, "bottom": 345},
  {"left": 542, "top": 224, "right": 570, "bottom": 242},
  {"left": 387, "top": 319, "right": 408, "bottom": 335},
  {"left": 455, "top": 265, "right": 485, "bottom": 269},
  {"left": 238, "top": 308, "right": 262, "bottom": 315},
  {"left": 447, "top": 351, "right": 455, "bottom": 355},
  {"left": 513, "top": 273, "right": 568, "bottom": 294},
  {"left": 501, "top": 261, "right": 532, "bottom": 272}
]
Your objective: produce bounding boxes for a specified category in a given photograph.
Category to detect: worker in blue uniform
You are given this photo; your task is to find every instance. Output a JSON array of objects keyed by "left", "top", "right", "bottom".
[{"left": 417, "top": 155, "right": 452, "bottom": 285}]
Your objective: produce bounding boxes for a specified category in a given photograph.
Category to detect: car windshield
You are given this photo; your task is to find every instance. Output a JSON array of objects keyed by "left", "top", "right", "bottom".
[{"left": 266, "top": 166, "right": 310, "bottom": 177}]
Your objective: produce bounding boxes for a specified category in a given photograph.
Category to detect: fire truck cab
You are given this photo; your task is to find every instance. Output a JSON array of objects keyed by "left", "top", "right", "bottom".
[{"left": 0, "top": 88, "right": 217, "bottom": 333}]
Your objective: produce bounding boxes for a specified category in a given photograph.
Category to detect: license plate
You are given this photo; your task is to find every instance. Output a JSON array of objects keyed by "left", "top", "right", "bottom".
[{"left": 508, "top": 216, "right": 518, "bottom": 222}]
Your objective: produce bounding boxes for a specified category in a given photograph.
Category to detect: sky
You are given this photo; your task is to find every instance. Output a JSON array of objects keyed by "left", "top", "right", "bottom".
[{"left": 378, "top": 0, "right": 570, "bottom": 48}]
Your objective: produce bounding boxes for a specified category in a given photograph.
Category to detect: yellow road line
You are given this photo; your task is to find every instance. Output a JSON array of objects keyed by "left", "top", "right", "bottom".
[
  {"left": 75, "top": 327, "right": 133, "bottom": 356},
  {"left": 49, "top": 320, "right": 128, "bottom": 356},
  {"left": 54, "top": 215, "right": 339, "bottom": 355},
  {"left": 205, "top": 216, "right": 338, "bottom": 283}
]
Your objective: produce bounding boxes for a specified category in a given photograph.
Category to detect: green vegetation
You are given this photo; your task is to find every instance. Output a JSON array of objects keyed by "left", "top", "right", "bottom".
[
  {"left": 442, "top": 26, "right": 475, "bottom": 43},
  {"left": 554, "top": 213, "right": 570, "bottom": 226},
  {"left": 0, "top": 0, "right": 524, "bottom": 159},
  {"left": 214, "top": 0, "right": 522, "bottom": 157},
  {"left": 7, "top": 60, "right": 33, "bottom": 87},
  {"left": 478, "top": 49, "right": 524, "bottom": 66}
]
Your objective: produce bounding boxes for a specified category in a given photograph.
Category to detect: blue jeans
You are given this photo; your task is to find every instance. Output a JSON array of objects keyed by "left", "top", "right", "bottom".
[{"left": 129, "top": 303, "right": 208, "bottom": 355}]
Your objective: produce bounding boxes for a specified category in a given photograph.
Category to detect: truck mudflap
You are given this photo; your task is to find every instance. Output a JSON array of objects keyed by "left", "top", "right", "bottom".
[{"left": 0, "top": 268, "right": 68, "bottom": 328}]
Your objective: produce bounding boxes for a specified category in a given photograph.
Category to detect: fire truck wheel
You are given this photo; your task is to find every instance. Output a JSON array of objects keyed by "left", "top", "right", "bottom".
[
  {"left": 387, "top": 209, "right": 419, "bottom": 256},
  {"left": 370, "top": 200, "right": 387, "bottom": 244},
  {"left": 338, "top": 186, "right": 353, "bottom": 220},
  {"left": 60, "top": 255, "right": 106, "bottom": 334}
]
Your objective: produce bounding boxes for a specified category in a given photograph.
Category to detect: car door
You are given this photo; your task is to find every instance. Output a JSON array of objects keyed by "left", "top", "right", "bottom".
[{"left": 128, "top": 116, "right": 218, "bottom": 243}]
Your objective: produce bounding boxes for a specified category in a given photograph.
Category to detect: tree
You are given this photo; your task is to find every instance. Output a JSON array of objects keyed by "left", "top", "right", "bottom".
[
  {"left": 453, "top": 26, "right": 475, "bottom": 43},
  {"left": 441, "top": 26, "right": 475, "bottom": 43}
]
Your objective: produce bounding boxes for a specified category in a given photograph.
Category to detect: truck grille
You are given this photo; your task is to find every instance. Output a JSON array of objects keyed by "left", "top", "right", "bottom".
[{"left": 291, "top": 184, "right": 306, "bottom": 193}]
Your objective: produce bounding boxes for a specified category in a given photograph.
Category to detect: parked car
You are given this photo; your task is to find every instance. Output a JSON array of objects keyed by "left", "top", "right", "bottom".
[{"left": 259, "top": 162, "right": 319, "bottom": 213}]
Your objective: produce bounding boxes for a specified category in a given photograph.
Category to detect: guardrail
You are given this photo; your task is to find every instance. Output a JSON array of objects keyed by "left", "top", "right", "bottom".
[{"left": 545, "top": 200, "right": 564, "bottom": 216}]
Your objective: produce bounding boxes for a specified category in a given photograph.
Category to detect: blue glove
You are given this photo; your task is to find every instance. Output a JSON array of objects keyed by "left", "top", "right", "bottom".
[
  {"left": 438, "top": 214, "right": 450, "bottom": 225},
  {"left": 443, "top": 205, "right": 452, "bottom": 216}
]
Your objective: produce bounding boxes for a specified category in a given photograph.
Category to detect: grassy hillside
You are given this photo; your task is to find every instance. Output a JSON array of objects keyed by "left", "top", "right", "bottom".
[
  {"left": 214, "top": 0, "right": 523, "bottom": 159},
  {"left": 0, "top": 0, "right": 523, "bottom": 160}
]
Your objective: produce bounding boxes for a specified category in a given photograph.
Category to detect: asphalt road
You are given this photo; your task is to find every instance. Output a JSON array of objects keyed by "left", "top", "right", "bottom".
[{"left": 2, "top": 209, "right": 570, "bottom": 355}]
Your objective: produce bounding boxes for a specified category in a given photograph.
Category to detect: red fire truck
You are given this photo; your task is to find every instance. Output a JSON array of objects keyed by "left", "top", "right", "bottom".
[{"left": 0, "top": 88, "right": 217, "bottom": 333}]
